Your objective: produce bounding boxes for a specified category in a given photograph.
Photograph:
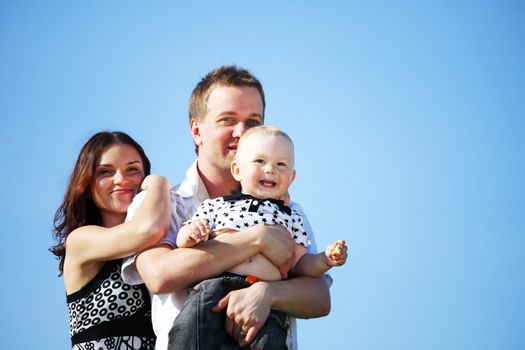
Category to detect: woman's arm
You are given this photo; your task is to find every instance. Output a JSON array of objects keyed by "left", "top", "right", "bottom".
[{"left": 65, "top": 175, "right": 172, "bottom": 265}]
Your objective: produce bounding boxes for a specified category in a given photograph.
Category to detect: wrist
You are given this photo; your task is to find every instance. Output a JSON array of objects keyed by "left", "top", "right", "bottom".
[
  {"left": 250, "top": 225, "right": 266, "bottom": 253},
  {"left": 322, "top": 253, "right": 333, "bottom": 270},
  {"left": 256, "top": 281, "right": 275, "bottom": 307}
]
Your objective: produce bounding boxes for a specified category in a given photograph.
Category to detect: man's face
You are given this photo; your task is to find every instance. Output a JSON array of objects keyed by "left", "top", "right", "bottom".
[{"left": 192, "top": 85, "right": 264, "bottom": 173}]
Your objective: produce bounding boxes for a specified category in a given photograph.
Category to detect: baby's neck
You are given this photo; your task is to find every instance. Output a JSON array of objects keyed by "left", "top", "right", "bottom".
[{"left": 240, "top": 190, "right": 280, "bottom": 201}]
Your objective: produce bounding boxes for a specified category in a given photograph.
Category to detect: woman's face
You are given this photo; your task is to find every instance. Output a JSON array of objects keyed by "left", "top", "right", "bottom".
[{"left": 91, "top": 143, "right": 145, "bottom": 227}]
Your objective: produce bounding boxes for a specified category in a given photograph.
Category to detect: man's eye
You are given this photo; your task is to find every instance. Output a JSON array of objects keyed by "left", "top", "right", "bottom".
[
  {"left": 220, "top": 117, "right": 234, "bottom": 124},
  {"left": 246, "top": 119, "right": 262, "bottom": 127}
]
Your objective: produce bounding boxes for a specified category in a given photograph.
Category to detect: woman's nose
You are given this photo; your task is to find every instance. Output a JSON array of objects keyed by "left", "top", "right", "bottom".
[{"left": 113, "top": 170, "right": 126, "bottom": 184}]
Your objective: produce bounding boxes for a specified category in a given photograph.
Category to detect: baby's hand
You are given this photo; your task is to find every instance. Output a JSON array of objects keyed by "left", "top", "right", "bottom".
[
  {"left": 325, "top": 240, "right": 348, "bottom": 267},
  {"left": 187, "top": 219, "right": 211, "bottom": 243}
]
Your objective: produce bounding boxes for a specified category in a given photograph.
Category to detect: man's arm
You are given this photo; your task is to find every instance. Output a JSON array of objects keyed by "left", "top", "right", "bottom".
[
  {"left": 135, "top": 224, "right": 295, "bottom": 294},
  {"left": 268, "top": 275, "right": 331, "bottom": 317}
]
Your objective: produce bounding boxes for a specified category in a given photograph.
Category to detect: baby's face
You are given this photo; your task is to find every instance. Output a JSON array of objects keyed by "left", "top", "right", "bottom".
[{"left": 231, "top": 133, "right": 296, "bottom": 200}]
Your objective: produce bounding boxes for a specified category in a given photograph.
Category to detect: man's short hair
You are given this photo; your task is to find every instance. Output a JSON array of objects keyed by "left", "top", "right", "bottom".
[{"left": 189, "top": 65, "right": 266, "bottom": 123}]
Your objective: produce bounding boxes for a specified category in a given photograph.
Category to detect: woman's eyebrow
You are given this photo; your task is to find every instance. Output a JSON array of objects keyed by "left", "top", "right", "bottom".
[
  {"left": 97, "top": 160, "right": 141, "bottom": 167},
  {"left": 125, "top": 161, "right": 142, "bottom": 165}
]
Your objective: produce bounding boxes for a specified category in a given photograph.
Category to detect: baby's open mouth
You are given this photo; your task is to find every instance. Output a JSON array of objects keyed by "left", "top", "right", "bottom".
[{"left": 259, "top": 180, "right": 276, "bottom": 188}]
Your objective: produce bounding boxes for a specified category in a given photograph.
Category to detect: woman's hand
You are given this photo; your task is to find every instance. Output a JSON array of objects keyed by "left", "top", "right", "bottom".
[{"left": 140, "top": 174, "right": 171, "bottom": 192}]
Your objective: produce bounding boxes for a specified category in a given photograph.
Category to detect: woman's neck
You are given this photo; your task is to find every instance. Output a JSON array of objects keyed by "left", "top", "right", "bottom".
[{"left": 100, "top": 211, "right": 126, "bottom": 228}]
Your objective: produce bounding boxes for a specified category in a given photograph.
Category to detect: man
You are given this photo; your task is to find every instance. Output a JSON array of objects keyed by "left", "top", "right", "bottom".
[{"left": 122, "top": 66, "right": 331, "bottom": 349}]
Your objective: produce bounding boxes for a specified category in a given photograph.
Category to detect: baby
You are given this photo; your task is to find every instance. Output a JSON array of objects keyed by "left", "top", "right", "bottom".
[{"left": 168, "top": 126, "right": 348, "bottom": 350}]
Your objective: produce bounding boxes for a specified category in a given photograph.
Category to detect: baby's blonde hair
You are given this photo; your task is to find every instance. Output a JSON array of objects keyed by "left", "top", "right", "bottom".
[{"left": 237, "top": 125, "right": 295, "bottom": 164}]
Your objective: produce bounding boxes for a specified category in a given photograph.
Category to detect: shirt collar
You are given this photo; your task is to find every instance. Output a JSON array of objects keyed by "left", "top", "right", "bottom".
[
  {"left": 175, "top": 159, "right": 210, "bottom": 204},
  {"left": 223, "top": 191, "right": 292, "bottom": 215}
]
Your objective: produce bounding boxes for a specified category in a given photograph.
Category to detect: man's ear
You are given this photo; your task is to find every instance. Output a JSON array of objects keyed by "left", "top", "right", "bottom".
[
  {"left": 231, "top": 160, "right": 242, "bottom": 181},
  {"left": 190, "top": 119, "right": 202, "bottom": 147}
]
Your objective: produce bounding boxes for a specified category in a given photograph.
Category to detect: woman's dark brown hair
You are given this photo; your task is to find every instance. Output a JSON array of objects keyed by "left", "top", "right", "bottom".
[{"left": 50, "top": 131, "right": 151, "bottom": 274}]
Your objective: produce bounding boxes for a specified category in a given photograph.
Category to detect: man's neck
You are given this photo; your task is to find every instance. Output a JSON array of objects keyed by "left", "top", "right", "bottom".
[{"left": 197, "top": 160, "right": 240, "bottom": 199}]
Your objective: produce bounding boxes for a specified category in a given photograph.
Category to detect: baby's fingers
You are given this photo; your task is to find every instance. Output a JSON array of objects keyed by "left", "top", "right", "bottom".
[
  {"left": 330, "top": 240, "right": 346, "bottom": 256},
  {"left": 193, "top": 220, "right": 211, "bottom": 241},
  {"left": 328, "top": 240, "right": 348, "bottom": 266},
  {"left": 330, "top": 252, "right": 348, "bottom": 266}
]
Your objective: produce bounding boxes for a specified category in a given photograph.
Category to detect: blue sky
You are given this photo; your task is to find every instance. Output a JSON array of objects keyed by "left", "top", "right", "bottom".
[{"left": 1, "top": 1, "right": 524, "bottom": 349}]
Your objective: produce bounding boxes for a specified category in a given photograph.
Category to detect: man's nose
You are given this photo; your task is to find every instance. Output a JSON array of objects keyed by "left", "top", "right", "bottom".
[{"left": 232, "top": 122, "right": 248, "bottom": 138}]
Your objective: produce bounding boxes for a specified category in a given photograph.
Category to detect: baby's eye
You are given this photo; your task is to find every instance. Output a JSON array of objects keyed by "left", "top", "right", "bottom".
[
  {"left": 277, "top": 162, "right": 287, "bottom": 167},
  {"left": 254, "top": 159, "right": 265, "bottom": 164}
]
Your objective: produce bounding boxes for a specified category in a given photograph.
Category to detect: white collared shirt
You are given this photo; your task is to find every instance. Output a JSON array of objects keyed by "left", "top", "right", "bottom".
[{"left": 122, "top": 160, "right": 325, "bottom": 350}]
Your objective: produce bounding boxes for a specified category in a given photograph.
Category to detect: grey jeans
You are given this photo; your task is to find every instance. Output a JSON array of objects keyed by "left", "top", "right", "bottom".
[{"left": 168, "top": 272, "right": 288, "bottom": 350}]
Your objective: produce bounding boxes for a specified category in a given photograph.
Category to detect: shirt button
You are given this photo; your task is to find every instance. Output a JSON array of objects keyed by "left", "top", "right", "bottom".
[{"left": 253, "top": 200, "right": 258, "bottom": 205}]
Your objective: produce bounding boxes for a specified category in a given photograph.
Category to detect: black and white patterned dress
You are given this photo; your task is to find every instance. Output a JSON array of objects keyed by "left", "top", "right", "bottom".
[
  {"left": 67, "top": 259, "right": 156, "bottom": 350},
  {"left": 187, "top": 192, "right": 309, "bottom": 247}
]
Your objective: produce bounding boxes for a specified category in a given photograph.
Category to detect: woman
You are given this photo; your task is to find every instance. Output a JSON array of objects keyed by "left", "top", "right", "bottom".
[{"left": 50, "top": 131, "right": 172, "bottom": 350}]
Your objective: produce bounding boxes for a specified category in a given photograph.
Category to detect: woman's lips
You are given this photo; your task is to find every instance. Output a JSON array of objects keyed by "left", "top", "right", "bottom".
[{"left": 111, "top": 189, "right": 134, "bottom": 195}]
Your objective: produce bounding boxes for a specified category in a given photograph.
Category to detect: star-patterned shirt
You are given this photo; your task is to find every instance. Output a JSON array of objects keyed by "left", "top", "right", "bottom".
[{"left": 186, "top": 192, "right": 310, "bottom": 247}]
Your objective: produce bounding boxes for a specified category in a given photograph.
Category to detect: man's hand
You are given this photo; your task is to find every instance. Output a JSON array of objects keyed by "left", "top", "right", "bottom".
[
  {"left": 258, "top": 225, "right": 295, "bottom": 279},
  {"left": 212, "top": 282, "right": 271, "bottom": 347}
]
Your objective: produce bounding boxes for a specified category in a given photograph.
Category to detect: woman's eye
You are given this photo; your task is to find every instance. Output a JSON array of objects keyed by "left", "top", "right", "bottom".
[
  {"left": 97, "top": 169, "right": 112, "bottom": 176},
  {"left": 126, "top": 167, "right": 143, "bottom": 176}
]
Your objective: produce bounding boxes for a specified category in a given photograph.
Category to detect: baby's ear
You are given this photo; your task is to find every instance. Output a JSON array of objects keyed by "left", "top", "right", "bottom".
[
  {"left": 231, "top": 161, "right": 242, "bottom": 181},
  {"left": 290, "top": 169, "right": 297, "bottom": 184}
]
